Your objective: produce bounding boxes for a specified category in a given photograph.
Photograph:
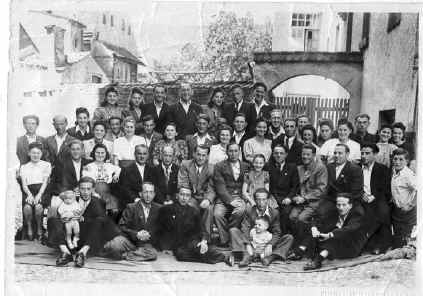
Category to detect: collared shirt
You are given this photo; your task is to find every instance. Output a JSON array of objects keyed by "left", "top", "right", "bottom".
[
  {"left": 112, "top": 135, "right": 147, "bottom": 160},
  {"left": 233, "top": 131, "right": 246, "bottom": 145},
  {"left": 195, "top": 164, "right": 203, "bottom": 175},
  {"left": 362, "top": 162, "right": 375, "bottom": 195},
  {"left": 136, "top": 162, "right": 145, "bottom": 180},
  {"left": 391, "top": 166, "right": 417, "bottom": 211},
  {"left": 25, "top": 134, "right": 37, "bottom": 144},
  {"left": 72, "top": 159, "right": 82, "bottom": 182},
  {"left": 336, "top": 210, "right": 351, "bottom": 228},
  {"left": 256, "top": 206, "right": 271, "bottom": 218},
  {"left": 20, "top": 160, "right": 52, "bottom": 185},
  {"left": 180, "top": 100, "right": 191, "bottom": 114},
  {"left": 235, "top": 100, "right": 244, "bottom": 112},
  {"left": 75, "top": 125, "right": 90, "bottom": 136},
  {"left": 54, "top": 133, "right": 68, "bottom": 154},
  {"left": 230, "top": 160, "right": 241, "bottom": 180},
  {"left": 194, "top": 133, "right": 212, "bottom": 146},
  {"left": 335, "top": 162, "right": 347, "bottom": 179},
  {"left": 155, "top": 102, "right": 163, "bottom": 117},
  {"left": 279, "top": 161, "right": 285, "bottom": 172},
  {"left": 268, "top": 126, "right": 285, "bottom": 139},
  {"left": 318, "top": 138, "right": 361, "bottom": 163},
  {"left": 285, "top": 135, "right": 295, "bottom": 150},
  {"left": 162, "top": 163, "right": 172, "bottom": 181},
  {"left": 141, "top": 201, "right": 151, "bottom": 220},
  {"left": 254, "top": 100, "right": 268, "bottom": 116}
]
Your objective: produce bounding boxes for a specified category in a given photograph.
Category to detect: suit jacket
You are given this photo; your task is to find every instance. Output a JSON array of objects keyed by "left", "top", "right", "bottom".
[
  {"left": 82, "top": 196, "right": 107, "bottom": 221},
  {"left": 222, "top": 101, "right": 253, "bottom": 128},
  {"left": 52, "top": 157, "right": 91, "bottom": 194},
  {"left": 157, "top": 202, "right": 204, "bottom": 250},
  {"left": 119, "top": 201, "right": 161, "bottom": 246},
  {"left": 231, "top": 131, "right": 252, "bottom": 162},
  {"left": 241, "top": 206, "right": 282, "bottom": 246},
  {"left": 118, "top": 162, "right": 158, "bottom": 208},
  {"left": 213, "top": 160, "right": 249, "bottom": 204},
  {"left": 140, "top": 132, "right": 163, "bottom": 157},
  {"left": 16, "top": 135, "right": 49, "bottom": 165},
  {"left": 297, "top": 160, "right": 328, "bottom": 201},
  {"left": 178, "top": 160, "right": 215, "bottom": 202},
  {"left": 350, "top": 132, "right": 379, "bottom": 145},
  {"left": 327, "top": 161, "right": 364, "bottom": 201},
  {"left": 154, "top": 163, "right": 179, "bottom": 204},
  {"left": 45, "top": 134, "right": 76, "bottom": 166},
  {"left": 168, "top": 101, "right": 202, "bottom": 140},
  {"left": 272, "top": 134, "right": 303, "bottom": 165},
  {"left": 266, "top": 160, "right": 299, "bottom": 203},
  {"left": 250, "top": 102, "right": 275, "bottom": 125},
  {"left": 142, "top": 102, "right": 171, "bottom": 134},
  {"left": 66, "top": 126, "right": 93, "bottom": 141},
  {"left": 185, "top": 134, "right": 217, "bottom": 159}
]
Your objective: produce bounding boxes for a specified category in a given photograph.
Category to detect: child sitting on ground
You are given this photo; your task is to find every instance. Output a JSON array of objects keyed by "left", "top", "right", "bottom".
[
  {"left": 57, "top": 190, "right": 83, "bottom": 249},
  {"left": 246, "top": 216, "right": 273, "bottom": 264}
]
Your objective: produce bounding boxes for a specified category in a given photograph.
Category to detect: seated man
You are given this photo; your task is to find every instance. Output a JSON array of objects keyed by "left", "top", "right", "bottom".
[
  {"left": 213, "top": 142, "right": 249, "bottom": 246},
  {"left": 157, "top": 187, "right": 234, "bottom": 265},
  {"left": 178, "top": 145, "right": 215, "bottom": 241},
  {"left": 230, "top": 188, "right": 294, "bottom": 267},
  {"left": 289, "top": 193, "right": 369, "bottom": 271},
  {"left": 47, "top": 177, "right": 121, "bottom": 267},
  {"left": 104, "top": 182, "right": 161, "bottom": 261},
  {"left": 289, "top": 144, "right": 328, "bottom": 225}
]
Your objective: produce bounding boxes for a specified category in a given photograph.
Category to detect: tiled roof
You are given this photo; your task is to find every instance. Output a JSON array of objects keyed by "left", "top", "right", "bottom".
[{"left": 100, "top": 41, "right": 145, "bottom": 65}]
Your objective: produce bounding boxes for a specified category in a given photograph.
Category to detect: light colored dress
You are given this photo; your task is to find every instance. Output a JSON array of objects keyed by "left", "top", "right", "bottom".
[
  {"left": 208, "top": 144, "right": 228, "bottom": 165},
  {"left": 243, "top": 137, "right": 273, "bottom": 163},
  {"left": 376, "top": 142, "right": 397, "bottom": 167},
  {"left": 318, "top": 138, "right": 361, "bottom": 163}
]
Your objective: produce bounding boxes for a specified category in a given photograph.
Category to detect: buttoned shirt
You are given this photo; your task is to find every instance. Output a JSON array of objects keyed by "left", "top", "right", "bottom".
[
  {"left": 279, "top": 161, "right": 285, "bottom": 172},
  {"left": 25, "top": 134, "right": 37, "bottom": 144},
  {"left": 75, "top": 125, "right": 90, "bottom": 136},
  {"left": 362, "top": 162, "right": 375, "bottom": 195},
  {"left": 20, "top": 160, "right": 52, "bottom": 185},
  {"left": 391, "top": 166, "right": 417, "bottom": 211},
  {"left": 233, "top": 131, "right": 246, "bottom": 145},
  {"left": 335, "top": 162, "right": 347, "bottom": 179},
  {"left": 256, "top": 206, "right": 271, "bottom": 219},
  {"left": 195, "top": 164, "right": 203, "bottom": 175},
  {"left": 230, "top": 161, "right": 241, "bottom": 180},
  {"left": 154, "top": 102, "right": 163, "bottom": 118},
  {"left": 141, "top": 202, "right": 151, "bottom": 220},
  {"left": 162, "top": 163, "right": 172, "bottom": 182},
  {"left": 54, "top": 133, "right": 68, "bottom": 154},
  {"left": 336, "top": 210, "right": 351, "bottom": 229},
  {"left": 136, "top": 163, "right": 145, "bottom": 180},
  {"left": 180, "top": 100, "right": 191, "bottom": 114},
  {"left": 254, "top": 100, "right": 268, "bottom": 116},
  {"left": 235, "top": 100, "right": 244, "bottom": 112},
  {"left": 112, "top": 136, "right": 147, "bottom": 160},
  {"left": 193, "top": 133, "right": 212, "bottom": 146},
  {"left": 72, "top": 159, "right": 82, "bottom": 182},
  {"left": 285, "top": 135, "right": 295, "bottom": 150}
]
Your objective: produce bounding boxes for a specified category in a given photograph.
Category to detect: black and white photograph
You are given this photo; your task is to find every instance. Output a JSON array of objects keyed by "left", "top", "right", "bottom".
[{"left": 4, "top": 0, "right": 421, "bottom": 295}]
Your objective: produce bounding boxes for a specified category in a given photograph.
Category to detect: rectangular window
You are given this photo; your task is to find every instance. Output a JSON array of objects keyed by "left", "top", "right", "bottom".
[
  {"left": 387, "top": 13, "right": 401, "bottom": 33},
  {"left": 103, "top": 14, "right": 106, "bottom": 25},
  {"left": 304, "top": 29, "right": 320, "bottom": 51},
  {"left": 291, "top": 13, "right": 319, "bottom": 39},
  {"left": 92, "top": 75, "right": 102, "bottom": 83},
  {"left": 110, "top": 15, "right": 114, "bottom": 27},
  {"left": 38, "top": 91, "right": 47, "bottom": 97},
  {"left": 379, "top": 109, "right": 396, "bottom": 128}
]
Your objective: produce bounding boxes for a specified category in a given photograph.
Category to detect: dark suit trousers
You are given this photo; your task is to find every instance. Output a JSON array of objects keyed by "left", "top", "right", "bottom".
[
  {"left": 188, "top": 198, "right": 213, "bottom": 242},
  {"left": 174, "top": 240, "right": 226, "bottom": 264}
]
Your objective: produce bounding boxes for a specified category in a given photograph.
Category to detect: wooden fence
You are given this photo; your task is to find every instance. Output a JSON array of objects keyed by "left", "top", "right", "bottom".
[{"left": 274, "top": 96, "right": 350, "bottom": 127}]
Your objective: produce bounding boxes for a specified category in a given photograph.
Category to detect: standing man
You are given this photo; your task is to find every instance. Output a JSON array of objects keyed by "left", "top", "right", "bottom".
[
  {"left": 45, "top": 115, "right": 76, "bottom": 167},
  {"left": 231, "top": 113, "right": 251, "bottom": 161},
  {"left": 273, "top": 118, "right": 303, "bottom": 164},
  {"left": 49, "top": 177, "right": 121, "bottom": 267},
  {"left": 230, "top": 188, "right": 294, "bottom": 267},
  {"left": 267, "top": 109, "right": 285, "bottom": 140},
  {"left": 266, "top": 144, "right": 299, "bottom": 234},
  {"left": 289, "top": 144, "right": 328, "bottom": 225},
  {"left": 178, "top": 145, "right": 215, "bottom": 241},
  {"left": 157, "top": 187, "right": 234, "bottom": 265},
  {"left": 351, "top": 114, "right": 378, "bottom": 145},
  {"left": 105, "top": 182, "right": 161, "bottom": 261},
  {"left": 17, "top": 115, "right": 49, "bottom": 165},
  {"left": 142, "top": 85, "right": 170, "bottom": 134},
  {"left": 168, "top": 82, "right": 203, "bottom": 140},
  {"left": 118, "top": 144, "right": 158, "bottom": 209},
  {"left": 185, "top": 114, "right": 217, "bottom": 159},
  {"left": 222, "top": 84, "right": 253, "bottom": 131},
  {"left": 318, "top": 144, "right": 364, "bottom": 220},
  {"left": 250, "top": 82, "right": 274, "bottom": 131},
  {"left": 213, "top": 142, "right": 249, "bottom": 246},
  {"left": 360, "top": 143, "right": 392, "bottom": 253},
  {"left": 139, "top": 115, "right": 163, "bottom": 155}
]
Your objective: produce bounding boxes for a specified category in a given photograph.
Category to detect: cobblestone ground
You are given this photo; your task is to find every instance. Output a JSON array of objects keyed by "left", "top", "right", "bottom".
[{"left": 14, "top": 259, "right": 415, "bottom": 290}]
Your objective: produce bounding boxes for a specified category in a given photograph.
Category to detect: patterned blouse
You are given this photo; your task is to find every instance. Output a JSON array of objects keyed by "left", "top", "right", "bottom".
[
  {"left": 82, "top": 162, "right": 121, "bottom": 184},
  {"left": 93, "top": 105, "right": 124, "bottom": 123},
  {"left": 152, "top": 139, "right": 188, "bottom": 165}
]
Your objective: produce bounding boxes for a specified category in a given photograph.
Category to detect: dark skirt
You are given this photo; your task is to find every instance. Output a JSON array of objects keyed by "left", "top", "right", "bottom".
[
  {"left": 22, "top": 183, "right": 44, "bottom": 205},
  {"left": 391, "top": 205, "right": 416, "bottom": 248}
]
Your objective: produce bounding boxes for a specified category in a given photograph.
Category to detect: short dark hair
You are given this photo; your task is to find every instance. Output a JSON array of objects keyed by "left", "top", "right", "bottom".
[
  {"left": 233, "top": 112, "right": 246, "bottom": 121},
  {"left": 108, "top": 116, "right": 122, "bottom": 124},
  {"left": 361, "top": 142, "right": 379, "bottom": 154},
  {"left": 272, "top": 143, "right": 288, "bottom": 153},
  {"left": 335, "top": 143, "right": 350, "bottom": 153},
  {"left": 336, "top": 192, "right": 353, "bottom": 203},
  {"left": 392, "top": 148, "right": 409, "bottom": 160},
  {"left": 253, "top": 82, "right": 267, "bottom": 92},
  {"left": 252, "top": 154, "right": 266, "bottom": 163},
  {"left": 92, "top": 121, "right": 107, "bottom": 131},
  {"left": 103, "top": 86, "right": 119, "bottom": 106},
  {"left": 253, "top": 188, "right": 270, "bottom": 199},
  {"left": 319, "top": 118, "right": 334, "bottom": 130},
  {"left": 230, "top": 84, "right": 243, "bottom": 92},
  {"left": 28, "top": 141, "right": 43, "bottom": 152},
  {"left": 355, "top": 113, "right": 370, "bottom": 121},
  {"left": 164, "top": 122, "right": 177, "bottom": 131},
  {"left": 302, "top": 143, "right": 316, "bottom": 154},
  {"left": 153, "top": 84, "right": 167, "bottom": 92},
  {"left": 23, "top": 115, "right": 40, "bottom": 125},
  {"left": 255, "top": 117, "right": 268, "bottom": 127},
  {"left": 337, "top": 118, "right": 354, "bottom": 131},
  {"left": 197, "top": 113, "right": 211, "bottom": 123},
  {"left": 196, "top": 144, "right": 210, "bottom": 154},
  {"left": 255, "top": 215, "right": 270, "bottom": 228},
  {"left": 301, "top": 124, "right": 317, "bottom": 142},
  {"left": 142, "top": 114, "right": 155, "bottom": 123},
  {"left": 79, "top": 176, "right": 96, "bottom": 186},
  {"left": 379, "top": 124, "right": 393, "bottom": 132},
  {"left": 392, "top": 122, "right": 406, "bottom": 133},
  {"left": 131, "top": 87, "right": 144, "bottom": 97},
  {"left": 284, "top": 117, "right": 297, "bottom": 126},
  {"left": 129, "top": 87, "right": 144, "bottom": 109},
  {"left": 76, "top": 107, "right": 90, "bottom": 118},
  {"left": 90, "top": 143, "right": 111, "bottom": 161},
  {"left": 68, "top": 139, "right": 84, "bottom": 149},
  {"left": 226, "top": 141, "right": 240, "bottom": 152}
]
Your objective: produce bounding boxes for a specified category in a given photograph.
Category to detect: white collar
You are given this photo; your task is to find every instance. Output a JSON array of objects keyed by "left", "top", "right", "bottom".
[
  {"left": 26, "top": 134, "right": 36, "bottom": 139},
  {"left": 362, "top": 161, "right": 375, "bottom": 171},
  {"left": 55, "top": 132, "right": 67, "bottom": 139},
  {"left": 234, "top": 130, "right": 245, "bottom": 137},
  {"left": 256, "top": 206, "right": 271, "bottom": 217},
  {"left": 180, "top": 99, "right": 191, "bottom": 106},
  {"left": 75, "top": 125, "right": 90, "bottom": 134},
  {"left": 254, "top": 100, "right": 268, "bottom": 109},
  {"left": 194, "top": 132, "right": 212, "bottom": 140}
]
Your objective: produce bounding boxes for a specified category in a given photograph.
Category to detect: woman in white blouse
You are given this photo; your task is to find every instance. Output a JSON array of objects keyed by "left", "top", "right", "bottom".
[
  {"left": 83, "top": 121, "right": 113, "bottom": 161},
  {"left": 19, "top": 142, "right": 51, "bottom": 240},
  {"left": 243, "top": 118, "right": 272, "bottom": 163},
  {"left": 112, "top": 117, "right": 147, "bottom": 168},
  {"left": 209, "top": 125, "right": 233, "bottom": 165},
  {"left": 83, "top": 143, "right": 121, "bottom": 221},
  {"left": 318, "top": 119, "right": 361, "bottom": 164}
]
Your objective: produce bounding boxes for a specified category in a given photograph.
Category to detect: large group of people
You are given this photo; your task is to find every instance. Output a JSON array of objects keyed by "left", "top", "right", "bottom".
[{"left": 15, "top": 81, "right": 417, "bottom": 270}]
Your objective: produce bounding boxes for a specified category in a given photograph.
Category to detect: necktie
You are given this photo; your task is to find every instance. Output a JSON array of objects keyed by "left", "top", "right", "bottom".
[
  {"left": 285, "top": 137, "right": 289, "bottom": 149},
  {"left": 164, "top": 165, "right": 170, "bottom": 184}
]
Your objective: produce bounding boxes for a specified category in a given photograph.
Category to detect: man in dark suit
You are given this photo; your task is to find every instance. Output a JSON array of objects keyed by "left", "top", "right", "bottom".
[
  {"left": 249, "top": 82, "right": 275, "bottom": 132},
  {"left": 360, "top": 143, "right": 392, "bottom": 253},
  {"left": 213, "top": 142, "right": 249, "bottom": 246},
  {"left": 45, "top": 115, "right": 76, "bottom": 167},
  {"left": 66, "top": 107, "right": 93, "bottom": 141},
  {"left": 266, "top": 143, "right": 300, "bottom": 234},
  {"left": 289, "top": 193, "right": 369, "bottom": 271},
  {"left": 318, "top": 143, "right": 364, "bottom": 221},
  {"left": 142, "top": 85, "right": 170, "bottom": 134},
  {"left": 178, "top": 145, "right": 215, "bottom": 241},
  {"left": 273, "top": 118, "right": 303, "bottom": 164},
  {"left": 16, "top": 115, "right": 49, "bottom": 165},
  {"left": 48, "top": 177, "right": 121, "bottom": 267},
  {"left": 185, "top": 114, "right": 217, "bottom": 159},
  {"left": 168, "top": 82, "right": 203, "bottom": 140},
  {"left": 230, "top": 188, "right": 294, "bottom": 267},
  {"left": 231, "top": 112, "right": 251, "bottom": 161},
  {"left": 157, "top": 187, "right": 233, "bottom": 265},
  {"left": 139, "top": 115, "right": 163, "bottom": 156},
  {"left": 104, "top": 182, "right": 162, "bottom": 261},
  {"left": 154, "top": 145, "right": 179, "bottom": 204},
  {"left": 118, "top": 144, "right": 157, "bottom": 209},
  {"left": 351, "top": 114, "right": 378, "bottom": 145},
  {"left": 222, "top": 84, "right": 253, "bottom": 131}
]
